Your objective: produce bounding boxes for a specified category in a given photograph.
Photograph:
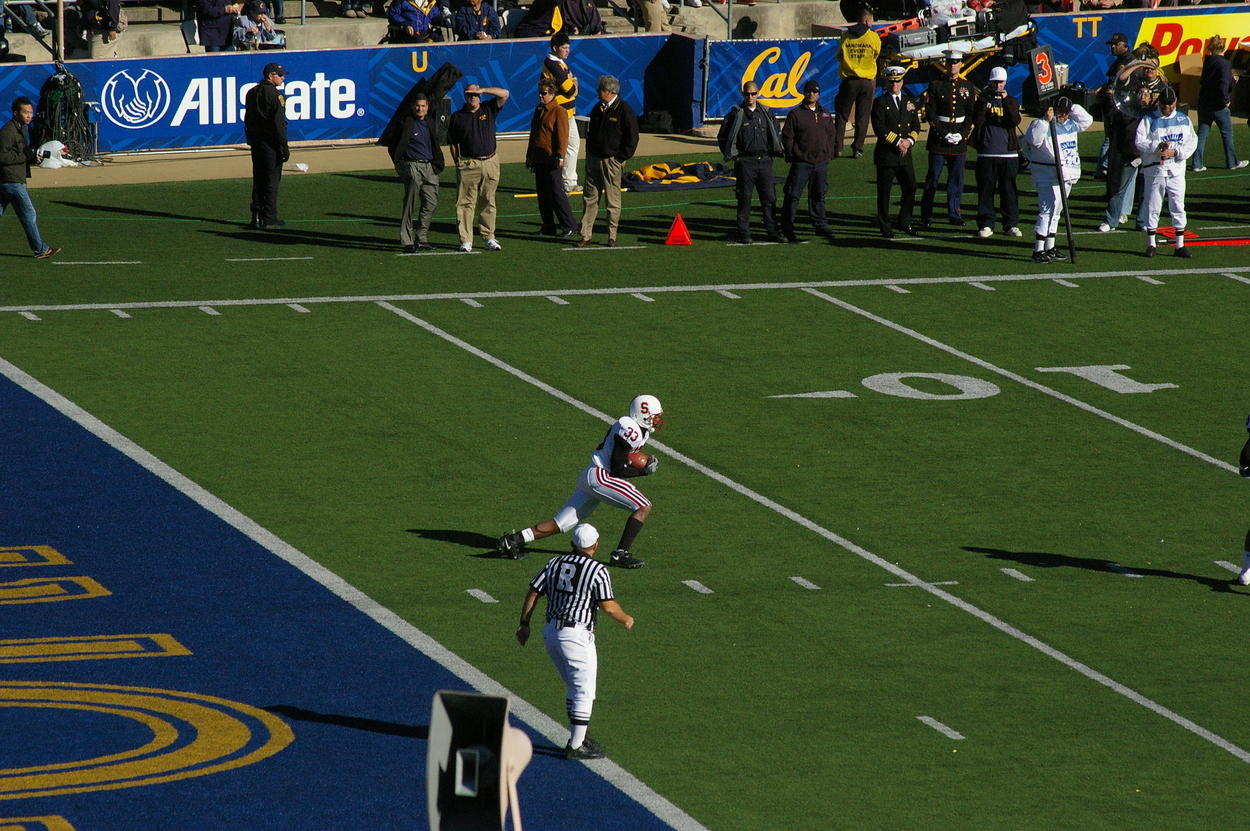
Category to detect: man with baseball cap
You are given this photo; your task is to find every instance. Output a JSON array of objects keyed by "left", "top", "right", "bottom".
[
  {"left": 1134, "top": 84, "right": 1196, "bottom": 257},
  {"left": 972, "top": 65, "right": 1022, "bottom": 238},
  {"left": 1095, "top": 33, "right": 1133, "bottom": 180},
  {"left": 779, "top": 78, "right": 836, "bottom": 242},
  {"left": 244, "top": 63, "right": 290, "bottom": 230},
  {"left": 447, "top": 82, "right": 510, "bottom": 252},
  {"left": 516, "top": 522, "right": 636, "bottom": 760}
]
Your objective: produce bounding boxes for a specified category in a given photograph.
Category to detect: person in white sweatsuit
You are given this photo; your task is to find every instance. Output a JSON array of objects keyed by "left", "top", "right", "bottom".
[
  {"left": 1023, "top": 96, "right": 1093, "bottom": 263},
  {"left": 1134, "top": 85, "right": 1197, "bottom": 258}
]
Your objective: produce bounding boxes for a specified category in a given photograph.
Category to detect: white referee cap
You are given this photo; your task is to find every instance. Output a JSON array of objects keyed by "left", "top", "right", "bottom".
[{"left": 571, "top": 523, "right": 599, "bottom": 549}]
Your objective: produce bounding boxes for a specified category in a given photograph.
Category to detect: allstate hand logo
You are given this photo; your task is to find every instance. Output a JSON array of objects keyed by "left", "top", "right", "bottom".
[{"left": 100, "top": 69, "right": 172, "bottom": 129}]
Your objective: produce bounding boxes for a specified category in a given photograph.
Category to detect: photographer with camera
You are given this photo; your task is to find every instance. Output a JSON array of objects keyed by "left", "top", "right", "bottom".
[{"left": 972, "top": 66, "right": 1021, "bottom": 239}]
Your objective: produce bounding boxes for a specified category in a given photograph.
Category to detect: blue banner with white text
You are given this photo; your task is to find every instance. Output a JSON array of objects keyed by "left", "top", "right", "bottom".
[{"left": 0, "top": 33, "right": 700, "bottom": 152}]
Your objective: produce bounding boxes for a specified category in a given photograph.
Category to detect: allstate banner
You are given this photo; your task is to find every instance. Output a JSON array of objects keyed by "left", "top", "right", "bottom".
[
  {"left": 705, "top": 38, "right": 841, "bottom": 120},
  {"left": 0, "top": 33, "right": 694, "bottom": 152}
]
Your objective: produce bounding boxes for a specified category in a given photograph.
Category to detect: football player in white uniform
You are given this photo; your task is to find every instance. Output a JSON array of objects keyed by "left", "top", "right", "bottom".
[
  {"left": 497, "top": 394, "right": 664, "bottom": 569},
  {"left": 1134, "top": 85, "right": 1197, "bottom": 258}
]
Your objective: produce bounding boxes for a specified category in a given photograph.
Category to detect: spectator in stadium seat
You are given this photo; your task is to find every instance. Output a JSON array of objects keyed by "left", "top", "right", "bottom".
[
  {"left": 233, "top": 0, "right": 285, "bottom": 48},
  {"left": 197, "top": 0, "right": 244, "bottom": 51},
  {"left": 452, "top": 0, "right": 501, "bottom": 39},
  {"left": 387, "top": 0, "right": 446, "bottom": 41}
]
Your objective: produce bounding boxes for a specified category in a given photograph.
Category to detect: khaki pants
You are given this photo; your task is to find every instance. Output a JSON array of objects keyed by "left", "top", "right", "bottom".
[
  {"left": 579, "top": 154, "right": 624, "bottom": 240},
  {"left": 563, "top": 113, "right": 581, "bottom": 192},
  {"left": 455, "top": 155, "right": 500, "bottom": 243}
]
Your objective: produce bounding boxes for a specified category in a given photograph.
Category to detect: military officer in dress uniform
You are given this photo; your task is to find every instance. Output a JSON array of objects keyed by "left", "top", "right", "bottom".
[
  {"left": 918, "top": 49, "right": 977, "bottom": 227},
  {"left": 870, "top": 65, "right": 921, "bottom": 239}
]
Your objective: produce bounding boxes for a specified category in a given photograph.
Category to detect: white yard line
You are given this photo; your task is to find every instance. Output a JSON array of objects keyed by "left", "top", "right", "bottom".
[
  {"left": 1001, "top": 568, "right": 1034, "bottom": 582},
  {"left": 198, "top": 306, "right": 221, "bottom": 316},
  {"left": 546, "top": 296, "right": 570, "bottom": 305},
  {"left": 790, "top": 576, "right": 821, "bottom": 590},
  {"left": 19, "top": 312, "right": 40, "bottom": 321},
  {"left": 226, "top": 257, "right": 314, "bottom": 262},
  {"left": 1052, "top": 279, "right": 1080, "bottom": 288},
  {"left": 1136, "top": 276, "right": 1164, "bottom": 285},
  {"left": 632, "top": 293, "right": 655, "bottom": 302},
  {"left": 886, "top": 285, "right": 910, "bottom": 294},
  {"left": 460, "top": 299, "right": 484, "bottom": 308},
  {"left": 1215, "top": 561, "right": 1240, "bottom": 574},
  {"left": 716, "top": 290, "right": 741, "bottom": 299},
  {"left": 803, "top": 289, "right": 1238, "bottom": 475},
  {"left": 50, "top": 261, "right": 142, "bottom": 266},
  {"left": 682, "top": 580, "right": 714, "bottom": 594},
  {"left": 287, "top": 304, "right": 311, "bottom": 313},
  {"left": 375, "top": 299, "right": 1250, "bottom": 765},
  {"left": 887, "top": 580, "right": 958, "bottom": 587},
  {"left": 916, "top": 716, "right": 965, "bottom": 740},
  {"left": 466, "top": 588, "right": 498, "bottom": 603},
  {"left": 110, "top": 309, "right": 132, "bottom": 319},
  {"left": 2, "top": 267, "right": 1248, "bottom": 314},
  {"left": 969, "top": 282, "right": 995, "bottom": 291},
  {"left": 0, "top": 355, "right": 711, "bottom": 831}
]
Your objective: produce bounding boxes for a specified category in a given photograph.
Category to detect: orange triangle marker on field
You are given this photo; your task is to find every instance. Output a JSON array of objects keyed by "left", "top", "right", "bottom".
[{"left": 666, "top": 213, "right": 693, "bottom": 246}]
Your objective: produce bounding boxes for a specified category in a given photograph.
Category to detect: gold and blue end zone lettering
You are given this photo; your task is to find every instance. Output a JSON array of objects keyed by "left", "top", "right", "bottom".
[
  {"left": 0, "top": 634, "right": 190, "bottom": 664},
  {"left": 0, "top": 577, "right": 110, "bottom": 605},
  {"left": 0, "top": 681, "right": 293, "bottom": 800},
  {"left": 0, "top": 548, "right": 71, "bottom": 568},
  {"left": 0, "top": 816, "right": 76, "bottom": 831}
]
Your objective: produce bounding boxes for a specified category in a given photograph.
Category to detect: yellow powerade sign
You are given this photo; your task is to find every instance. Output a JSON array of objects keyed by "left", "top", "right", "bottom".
[{"left": 1139, "top": 12, "right": 1250, "bottom": 61}]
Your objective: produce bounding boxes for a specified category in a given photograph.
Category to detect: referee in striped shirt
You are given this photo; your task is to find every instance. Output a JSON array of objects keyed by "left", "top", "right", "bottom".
[{"left": 516, "top": 523, "right": 635, "bottom": 760}]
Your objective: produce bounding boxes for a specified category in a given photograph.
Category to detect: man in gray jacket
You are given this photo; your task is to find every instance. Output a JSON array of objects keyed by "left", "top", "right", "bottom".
[
  {"left": 718, "top": 82, "right": 784, "bottom": 245},
  {"left": 0, "top": 97, "right": 60, "bottom": 259}
]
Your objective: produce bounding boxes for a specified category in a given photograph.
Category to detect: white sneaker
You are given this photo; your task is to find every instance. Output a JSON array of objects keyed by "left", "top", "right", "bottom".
[
  {"left": 1117, "top": 215, "right": 1128, "bottom": 225},
  {"left": 1006, "top": 227, "right": 1022, "bottom": 237},
  {"left": 485, "top": 238, "right": 502, "bottom": 251},
  {"left": 1097, "top": 222, "right": 1112, "bottom": 233},
  {"left": 1191, "top": 165, "right": 1207, "bottom": 172},
  {"left": 1238, "top": 567, "right": 1250, "bottom": 587},
  {"left": 977, "top": 227, "right": 992, "bottom": 238},
  {"left": 1234, "top": 160, "right": 1249, "bottom": 170},
  {"left": 458, "top": 242, "right": 472, "bottom": 252}
]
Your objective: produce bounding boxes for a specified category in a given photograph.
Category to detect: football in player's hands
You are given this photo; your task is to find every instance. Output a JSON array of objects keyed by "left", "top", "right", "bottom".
[{"left": 627, "top": 451, "right": 650, "bottom": 469}]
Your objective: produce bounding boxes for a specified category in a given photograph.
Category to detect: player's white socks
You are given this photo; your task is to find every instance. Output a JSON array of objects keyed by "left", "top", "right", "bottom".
[
  {"left": 521, "top": 528, "right": 536, "bottom": 544},
  {"left": 1237, "top": 551, "right": 1250, "bottom": 587},
  {"left": 1146, "top": 230, "right": 1157, "bottom": 248},
  {"left": 569, "top": 724, "right": 588, "bottom": 748},
  {"left": 1175, "top": 228, "right": 1185, "bottom": 249}
]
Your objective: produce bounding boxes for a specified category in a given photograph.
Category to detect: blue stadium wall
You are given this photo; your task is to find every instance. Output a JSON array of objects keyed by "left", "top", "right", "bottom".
[{"left": 0, "top": 32, "right": 705, "bottom": 152}]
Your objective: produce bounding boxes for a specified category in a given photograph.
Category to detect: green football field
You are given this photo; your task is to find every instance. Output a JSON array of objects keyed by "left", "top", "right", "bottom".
[{"left": 4, "top": 134, "right": 1250, "bottom": 829}]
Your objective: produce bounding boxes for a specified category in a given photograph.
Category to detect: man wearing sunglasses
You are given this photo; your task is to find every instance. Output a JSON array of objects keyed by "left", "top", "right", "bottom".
[{"left": 717, "top": 82, "right": 784, "bottom": 245}]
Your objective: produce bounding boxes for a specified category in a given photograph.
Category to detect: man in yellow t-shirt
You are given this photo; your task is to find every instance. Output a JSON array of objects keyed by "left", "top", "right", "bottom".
[{"left": 834, "top": 7, "right": 881, "bottom": 159}]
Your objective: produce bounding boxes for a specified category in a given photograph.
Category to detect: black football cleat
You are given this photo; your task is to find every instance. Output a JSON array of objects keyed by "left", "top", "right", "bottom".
[{"left": 609, "top": 549, "right": 645, "bottom": 569}]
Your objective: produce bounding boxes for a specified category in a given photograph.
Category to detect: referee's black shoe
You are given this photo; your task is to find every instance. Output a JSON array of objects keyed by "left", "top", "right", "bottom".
[
  {"left": 496, "top": 531, "right": 525, "bottom": 559},
  {"left": 609, "top": 549, "right": 645, "bottom": 569},
  {"left": 565, "top": 738, "right": 606, "bottom": 760}
]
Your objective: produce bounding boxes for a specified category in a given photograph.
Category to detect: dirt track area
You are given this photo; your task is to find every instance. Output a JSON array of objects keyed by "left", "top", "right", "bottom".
[{"left": 26, "top": 133, "right": 722, "bottom": 189}]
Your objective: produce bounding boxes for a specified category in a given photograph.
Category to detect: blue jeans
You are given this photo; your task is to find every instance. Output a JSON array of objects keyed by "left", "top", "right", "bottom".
[
  {"left": 1104, "top": 162, "right": 1139, "bottom": 228},
  {"left": 1193, "top": 107, "right": 1239, "bottom": 169},
  {"left": 921, "top": 152, "right": 965, "bottom": 222},
  {"left": 0, "top": 182, "right": 49, "bottom": 255}
]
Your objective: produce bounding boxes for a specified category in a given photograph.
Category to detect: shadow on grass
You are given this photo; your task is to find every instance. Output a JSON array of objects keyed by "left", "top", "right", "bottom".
[
  {"left": 404, "top": 527, "right": 565, "bottom": 560},
  {"left": 266, "top": 705, "right": 428, "bottom": 738},
  {"left": 52, "top": 199, "right": 236, "bottom": 225},
  {"left": 964, "top": 545, "right": 1237, "bottom": 592}
]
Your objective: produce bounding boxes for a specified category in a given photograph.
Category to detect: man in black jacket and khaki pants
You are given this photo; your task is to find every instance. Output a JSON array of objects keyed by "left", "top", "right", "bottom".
[{"left": 577, "top": 75, "right": 639, "bottom": 248}]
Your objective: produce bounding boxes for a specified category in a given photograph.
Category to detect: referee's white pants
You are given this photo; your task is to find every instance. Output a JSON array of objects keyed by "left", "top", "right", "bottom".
[
  {"left": 1139, "top": 170, "right": 1187, "bottom": 231},
  {"left": 552, "top": 464, "right": 651, "bottom": 532},
  {"left": 544, "top": 621, "right": 597, "bottom": 723},
  {"left": 563, "top": 113, "right": 580, "bottom": 192}
]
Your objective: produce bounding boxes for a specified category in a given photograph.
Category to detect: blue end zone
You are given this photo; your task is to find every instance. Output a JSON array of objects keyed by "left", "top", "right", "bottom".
[{"left": 0, "top": 371, "right": 680, "bottom": 831}]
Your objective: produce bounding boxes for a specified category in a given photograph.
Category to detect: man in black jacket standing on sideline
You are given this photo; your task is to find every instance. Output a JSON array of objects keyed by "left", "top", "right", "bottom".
[
  {"left": 972, "top": 66, "right": 1022, "bottom": 239},
  {"left": 718, "top": 81, "right": 784, "bottom": 245},
  {"left": 870, "top": 65, "right": 921, "bottom": 239},
  {"left": 779, "top": 79, "right": 835, "bottom": 242},
  {"left": 577, "top": 75, "right": 638, "bottom": 248},
  {"left": 386, "top": 93, "right": 445, "bottom": 252},
  {"left": 244, "top": 63, "right": 290, "bottom": 230}
]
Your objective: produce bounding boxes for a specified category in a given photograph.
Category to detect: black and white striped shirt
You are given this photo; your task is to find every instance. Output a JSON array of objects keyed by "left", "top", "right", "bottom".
[{"left": 531, "top": 554, "right": 614, "bottom": 627}]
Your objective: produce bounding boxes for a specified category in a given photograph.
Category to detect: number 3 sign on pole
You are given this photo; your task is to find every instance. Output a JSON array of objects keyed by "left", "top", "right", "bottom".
[{"left": 1030, "top": 45, "right": 1059, "bottom": 100}]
